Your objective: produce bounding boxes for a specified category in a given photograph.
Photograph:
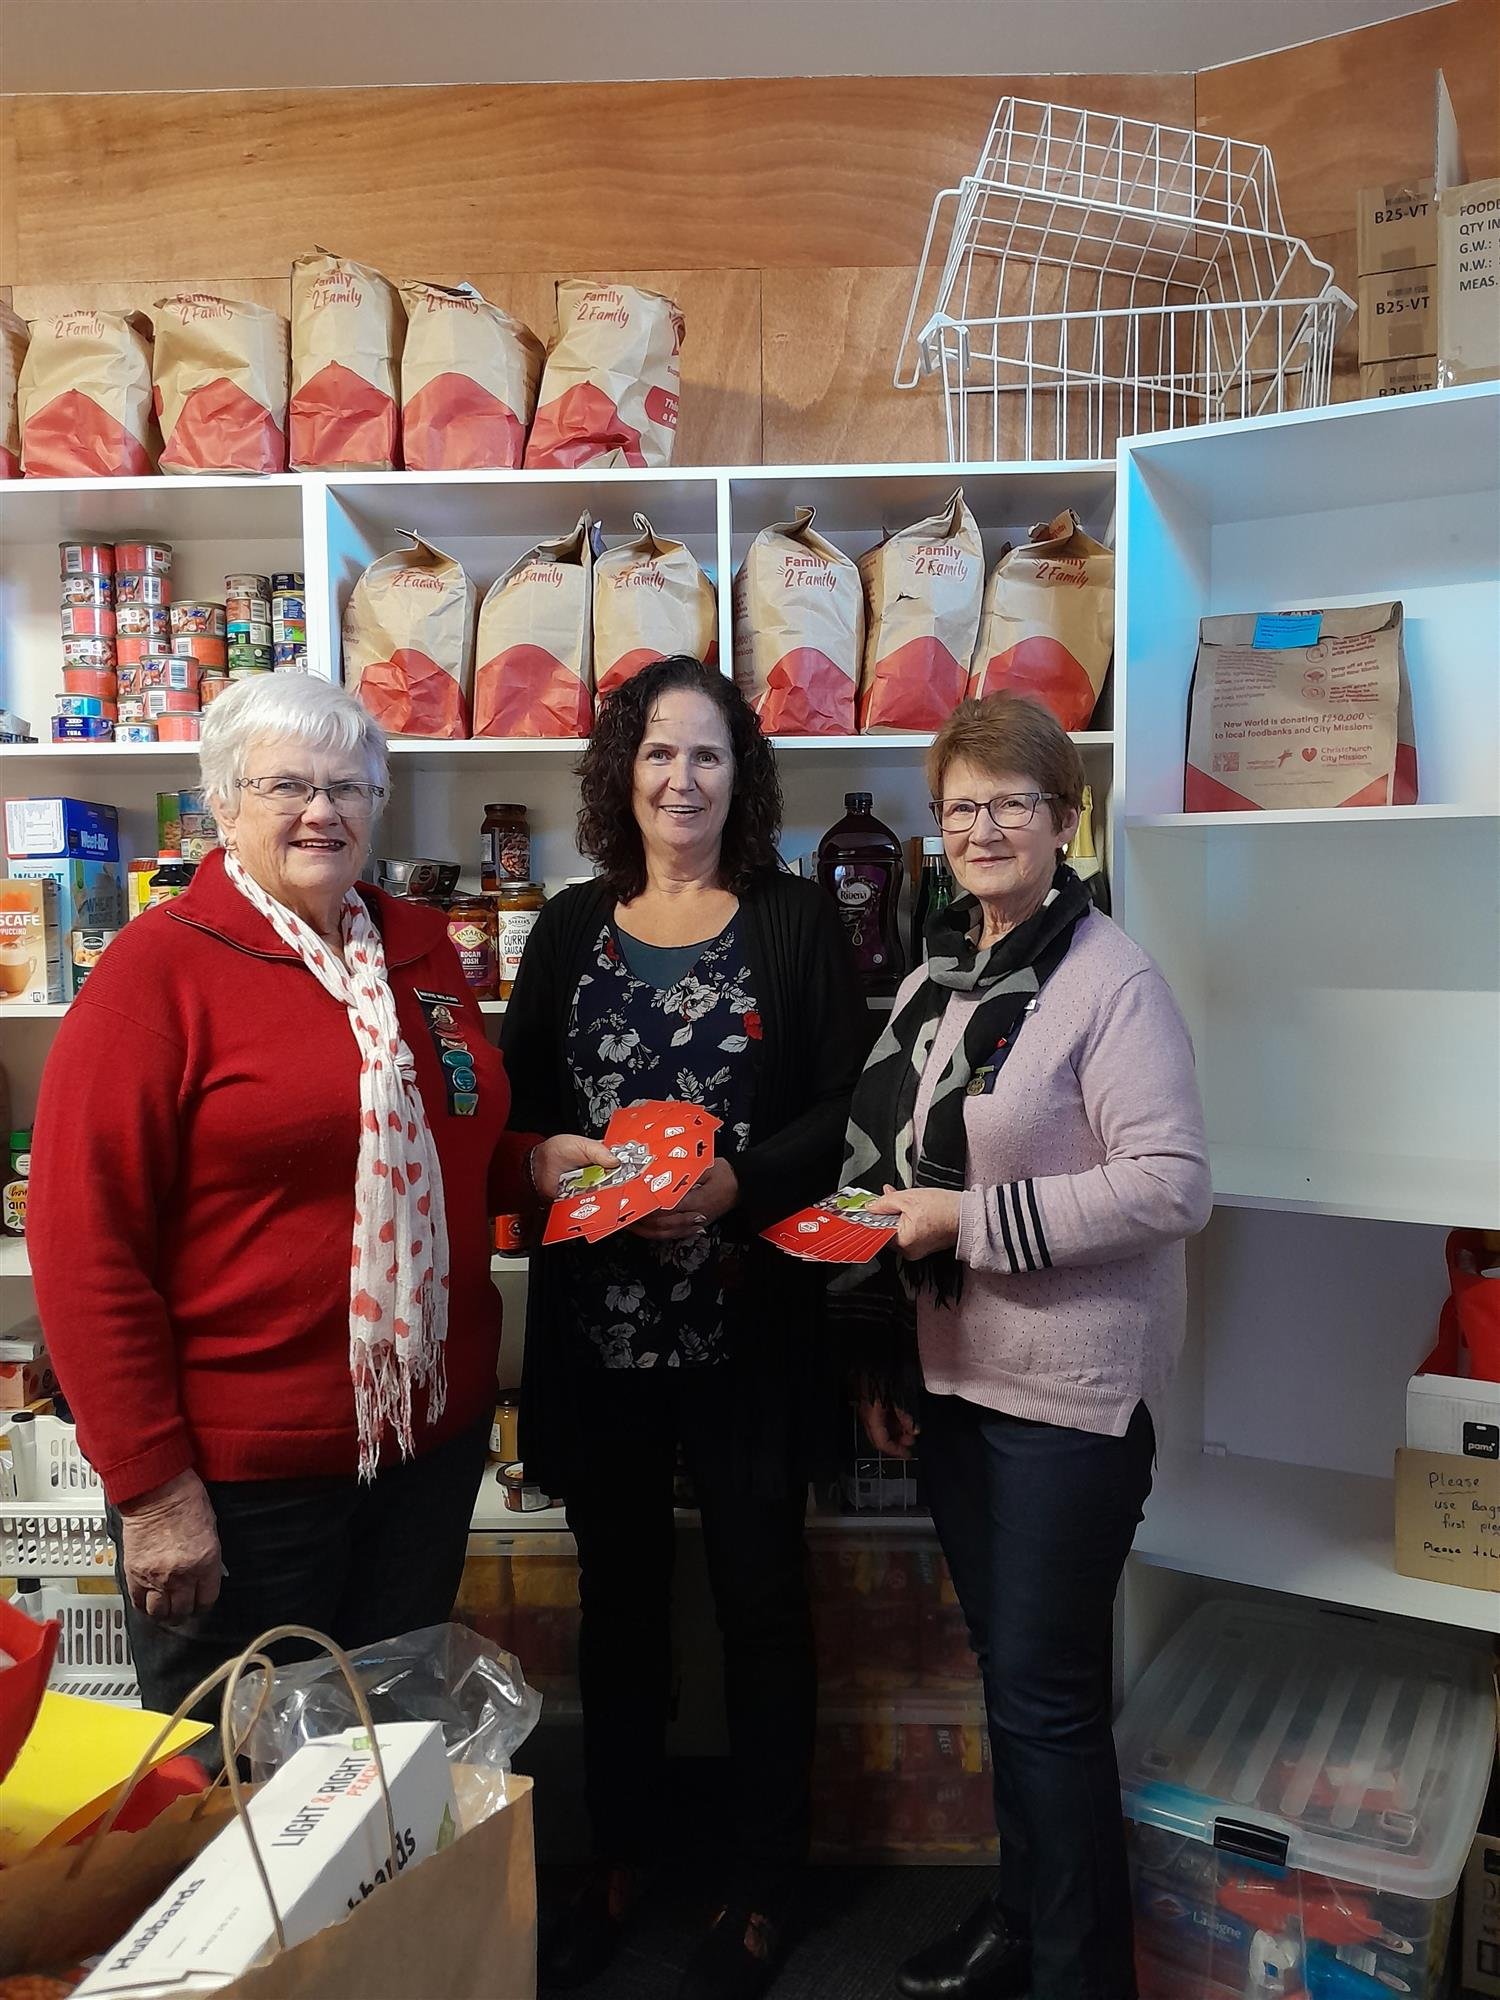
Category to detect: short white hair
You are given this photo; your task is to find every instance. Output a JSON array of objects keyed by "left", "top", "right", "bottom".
[{"left": 198, "top": 673, "right": 389, "bottom": 818}]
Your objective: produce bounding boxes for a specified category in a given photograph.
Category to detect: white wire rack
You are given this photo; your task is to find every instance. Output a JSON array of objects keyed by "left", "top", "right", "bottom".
[{"left": 895, "top": 99, "right": 1355, "bottom": 462}]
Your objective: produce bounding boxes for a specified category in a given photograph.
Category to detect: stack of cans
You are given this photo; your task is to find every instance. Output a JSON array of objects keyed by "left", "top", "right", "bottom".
[
  {"left": 225, "top": 571, "right": 272, "bottom": 678},
  {"left": 114, "top": 542, "right": 176, "bottom": 741},
  {"left": 270, "top": 571, "right": 308, "bottom": 672},
  {"left": 57, "top": 541, "right": 118, "bottom": 741}
]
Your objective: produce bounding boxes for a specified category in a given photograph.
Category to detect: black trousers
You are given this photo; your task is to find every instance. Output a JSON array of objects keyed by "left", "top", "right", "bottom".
[
  {"left": 111, "top": 1418, "right": 490, "bottom": 1734},
  {"left": 564, "top": 1363, "right": 815, "bottom": 1893},
  {"left": 918, "top": 1391, "right": 1156, "bottom": 2000}
]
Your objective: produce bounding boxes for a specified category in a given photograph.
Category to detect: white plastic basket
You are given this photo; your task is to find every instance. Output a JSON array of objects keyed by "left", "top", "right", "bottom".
[
  {"left": 0, "top": 1500, "right": 114, "bottom": 1576},
  {"left": 1, "top": 1412, "right": 103, "bottom": 1500},
  {"left": 19, "top": 1584, "right": 138, "bottom": 1704}
]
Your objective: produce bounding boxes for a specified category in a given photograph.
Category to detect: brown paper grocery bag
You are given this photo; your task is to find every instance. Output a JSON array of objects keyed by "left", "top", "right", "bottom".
[
  {"left": 968, "top": 510, "right": 1114, "bottom": 731},
  {"left": 594, "top": 511, "right": 718, "bottom": 699},
  {"left": 858, "top": 490, "right": 985, "bottom": 733},
  {"left": 1185, "top": 602, "right": 1418, "bottom": 811},
  {"left": 290, "top": 249, "right": 405, "bottom": 470},
  {"left": 152, "top": 293, "right": 290, "bottom": 474},
  {"left": 344, "top": 531, "right": 475, "bottom": 739},
  {"left": 19, "top": 308, "right": 156, "bottom": 476},
  {"left": 0, "top": 301, "right": 27, "bottom": 478},
  {"left": 474, "top": 515, "right": 598, "bottom": 737},
  {"left": 524, "top": 280, "right": 683, "bottom": 470},
  {"left": 400, "top": 280, "right": 544, "bottom": 471},
  {"left": 732, "top": 507, "right": 862, "bottom": 736}
]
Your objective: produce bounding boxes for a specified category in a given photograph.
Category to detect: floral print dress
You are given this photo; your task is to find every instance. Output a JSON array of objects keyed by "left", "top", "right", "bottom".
[{"left": 563, "top": 920, "right": 761, "bottom": 1369}]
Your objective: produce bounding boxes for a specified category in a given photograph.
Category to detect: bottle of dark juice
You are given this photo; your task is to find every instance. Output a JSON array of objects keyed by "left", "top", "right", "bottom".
[{"left": 817, "top": 792, "right": 904, "bottom": 997}]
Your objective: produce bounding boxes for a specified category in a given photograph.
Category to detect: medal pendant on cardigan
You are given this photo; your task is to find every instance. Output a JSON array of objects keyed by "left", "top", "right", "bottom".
[{"left": 414, "top": 989, "right": 481, "bottom": 1116}]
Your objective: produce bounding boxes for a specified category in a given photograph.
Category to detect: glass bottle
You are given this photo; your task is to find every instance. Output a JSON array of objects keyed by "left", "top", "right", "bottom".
[
  {"left": 145, "top": 853, "right": 196, "bottom": 906},
  {"left": 481, "top": 803, "right": 530, "bottom": 893},
  {"left": 1070, "top": 784, "right": 1110, "bottom": 913},
  {"left": 816, "top": 792, "right": 904, "bottom": 996},
  {"left": 910, "top": 835, "right": 954, "bottom": 966}
]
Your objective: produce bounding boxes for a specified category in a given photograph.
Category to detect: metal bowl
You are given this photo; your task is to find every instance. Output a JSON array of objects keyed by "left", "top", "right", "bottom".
[{"left": 376, "top": 858, "right": 461, "bottom": 900}]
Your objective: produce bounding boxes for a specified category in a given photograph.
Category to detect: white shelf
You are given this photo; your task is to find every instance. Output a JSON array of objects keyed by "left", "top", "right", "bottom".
[
  {"left": 1209, "top": 1144, "right": 1500, "bottom": 1229},
  {"left": 0, "top": 1239, "right": 29, "bottom": 1277},
  {"left": 1127, "top": 804, "right": 1497, "bottom": 830},
  {"left": 1135, "top": 1446, "right": 1500, "bottom": 1634},
  {"left": 0, "top": 1003, "right": 69, "bottom": 1020}
]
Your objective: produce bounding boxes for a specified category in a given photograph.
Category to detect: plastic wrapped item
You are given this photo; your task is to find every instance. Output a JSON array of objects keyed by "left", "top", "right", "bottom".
[{"left": 230, "top": 1622, "right": 539, "bottom": 1828}]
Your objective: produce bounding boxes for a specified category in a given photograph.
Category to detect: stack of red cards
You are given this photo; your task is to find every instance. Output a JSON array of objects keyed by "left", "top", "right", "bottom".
[
  {"left": 761, "top": 1187, "right": 898, "bottom": 1264},
  {"left": 543, "top": 1100, "right": 721, "bottom": 1246}
]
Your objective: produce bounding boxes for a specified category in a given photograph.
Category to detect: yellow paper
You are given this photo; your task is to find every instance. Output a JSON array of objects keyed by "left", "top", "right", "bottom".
[{"left": 0, "top": 1690, "right": 209, "bottom": 1861}]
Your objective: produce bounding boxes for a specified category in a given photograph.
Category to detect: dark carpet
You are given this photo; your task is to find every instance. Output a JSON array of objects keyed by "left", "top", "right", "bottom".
[{"left": 537, "top": 1863, "right": 992, "bottom": 1999}]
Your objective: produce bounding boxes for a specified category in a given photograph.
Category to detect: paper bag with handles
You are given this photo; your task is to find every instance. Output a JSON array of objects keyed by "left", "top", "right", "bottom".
[
  {"left": 343, "top": 532, "right": 474, "bottom": 740},
  {"left": 152, "top": 293, "right": 290, "bottom": 474},
  {"left": 858, "top": 490, "right": 985, "bottom": 733},
  {"left": 524, "top": 280, "right": 683, "bottom": 470},
  {"left": 967, "top": 510, "right": 1114, "bottom": 731},
  {"left": 0, "top": 301, "right": 27, "bottom": 479},
  {"left": 593, "top": 512, "right": 718, "bottom": 699},
  {"left": 19, "top": 309, "right": 156, "bottom": 477},
  {"left": 290, "top": 250, "right": 405, "bottom": 471},
  {"left": 399, "top": 281, "right": 544, "bottom": 471},
  {"left": 473, "top": 515, "right": 598, "bottom": 737},
  {"left": 1185, "top": 602, "right": 1417, "bottom": 811},
  {"left": 732, "top": 507, "right": 862, "bottom": 736}
]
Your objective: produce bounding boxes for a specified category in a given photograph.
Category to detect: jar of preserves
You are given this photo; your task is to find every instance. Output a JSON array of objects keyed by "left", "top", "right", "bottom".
[
  {"left": 481, "top": 803, "right": 530, "bottom": 893},
  {"left": 146, "top": 853, "right": 197, "bottom": 906},
  {"left": 495, "top": 881, "right": 546, "bottom": 1000},
  {"left": 447, "top": 892, "right": 500, "bottom": 1000}
]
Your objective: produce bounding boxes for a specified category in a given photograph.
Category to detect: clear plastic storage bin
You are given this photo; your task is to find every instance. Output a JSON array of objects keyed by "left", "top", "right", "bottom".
[{"left": 1115, "top": 1600, "right": 1495, "bottom": 2000}]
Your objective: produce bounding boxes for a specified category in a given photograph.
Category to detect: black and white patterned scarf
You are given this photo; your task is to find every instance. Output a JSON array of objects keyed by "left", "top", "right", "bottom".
[{"left": 835, "top": 862, "right": 1091, "bottom": 1351}]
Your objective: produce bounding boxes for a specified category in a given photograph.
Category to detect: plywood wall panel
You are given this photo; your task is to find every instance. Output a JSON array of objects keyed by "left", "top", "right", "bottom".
[{"left": 9, "top": 75, "right": 1193, "bottom": 286}]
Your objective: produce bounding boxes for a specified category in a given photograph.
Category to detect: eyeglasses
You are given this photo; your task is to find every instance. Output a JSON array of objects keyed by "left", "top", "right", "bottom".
[
  {"left": 930, "top": 793, "right": 1056, "bottom": 833},
  {"left": 239, "top": 776, "right": 386, "bottom": 818}
]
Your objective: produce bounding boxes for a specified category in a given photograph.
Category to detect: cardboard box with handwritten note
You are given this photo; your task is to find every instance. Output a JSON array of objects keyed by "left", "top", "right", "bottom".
[{"left": 1393, "top": 1448, "right": 1500, "bottom": 1591}]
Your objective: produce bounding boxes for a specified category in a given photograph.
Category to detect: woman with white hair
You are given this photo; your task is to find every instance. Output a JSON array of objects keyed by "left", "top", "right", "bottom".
[{"left": 28, "top": 673, "right": 612, "bottom": 1720}]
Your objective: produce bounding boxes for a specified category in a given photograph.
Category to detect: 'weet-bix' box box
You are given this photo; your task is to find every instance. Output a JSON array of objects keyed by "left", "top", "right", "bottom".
[{"left": 4, "top": 797, "right": 120, "bottom": 862}]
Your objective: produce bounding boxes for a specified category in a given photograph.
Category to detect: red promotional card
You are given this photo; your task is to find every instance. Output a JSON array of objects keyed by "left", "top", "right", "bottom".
[
  {"left": 542, "top": 1101, "right": 719, "bottom": 1247},
  {"left": 761, "top": 1186, "right": 898, "bottom": 1264}
]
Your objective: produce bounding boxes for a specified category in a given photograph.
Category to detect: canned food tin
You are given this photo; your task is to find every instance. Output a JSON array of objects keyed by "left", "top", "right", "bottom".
[
  {"left": 60, "top": 573, "right": 113, "bottom": 609},
  {"left": 223, "top": 573, "right": 269, "bottom": 598},
  {"left": 227, "top": 648, "right": 272, "bottom": 670},
  {"left": 117, "top": 696, "right": 147, "bottom": 723},
  {"left": 145, "top": 687, "right": 202, "bottom": 717},
  {"left": 271, "top": 620, "right": 307, "bottom": 644},
  {"left": 141, "top": 658, "right": 200, "bottom": 693},
  {"left": 115, "top": 722, "right": 158, "bottom": 743},
  {"left": 55, "top": 694, "right": 117, "bottom": 720},
  {"left": 116, "top": 635, "right": 172, "bottom": 668},
  {"left": 271, "top": 571, "right": 304, "bottom": 593},
  {"left": 180, "top": 805, "right": 218, "bottom": 861},
  {"left": 228, "top": 665, "right": 272, "bottom": 681},
  {"left": 225, "top": 600, "right": 270, "bottom": 631},
  {"left": 172, "top": 634, "right": 227, "bottom": 667},
  {"left": 170, "top": 600, "right": 226, "bottom": 638},
  {"left": 199, "top": 673, "right": 231, "bottom": 705},
  {"left": 271, "top": 591, "right": 306, "bottom": 621},
  {"left": 52, "top": 715, "right": 114, "bottom": 741},
  {"left": 62, "top": 666, "right": 117, "bottom": 699},
  {"left": 115, "top": 570, "right": 171, "bottom": 608},
  {"left": 272, "top": 641, "right": 304, "bottom": 668},
  {"left": 116, "top": 603, "right": 169, "bottom": 639},
  {"left": 116, "top": 667, "right": 143, "bottom": 696},
  {"left": 115, "top": 541, "right": 172, "bottom": 575},
  {"left": 60, "top": 541, "right": 115, "bottom": 578},
  {"left": 227, "top": 620, "right": 272, "bottom": 648},
  {"left": 154, "top": 713, "right": 202, "bottom": 743},
  {"left": 59, "top": 604, "right": 115, "bottom": 640},
  {"left": 61, "top": 637, "right": 117, "bottom": 672}
]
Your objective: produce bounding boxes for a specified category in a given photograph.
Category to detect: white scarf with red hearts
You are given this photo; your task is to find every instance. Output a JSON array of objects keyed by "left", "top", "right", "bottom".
[{"left": 226, "top": 852, "right": 449, "bottom": 1479}]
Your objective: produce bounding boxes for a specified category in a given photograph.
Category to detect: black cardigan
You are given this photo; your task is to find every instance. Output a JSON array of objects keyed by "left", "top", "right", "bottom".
[{"left": 500, "top": 868, "right": 869, "bottom": 1497}]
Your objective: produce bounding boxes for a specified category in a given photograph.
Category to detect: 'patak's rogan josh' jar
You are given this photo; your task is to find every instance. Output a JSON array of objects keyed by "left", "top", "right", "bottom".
[{"left": 446, "top": 893, "right": 500, "bottom": 1000}]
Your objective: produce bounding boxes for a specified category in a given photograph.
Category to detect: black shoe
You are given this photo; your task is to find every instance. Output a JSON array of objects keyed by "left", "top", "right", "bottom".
[
  {"left": 677, "top": 1903, "right": 785, "bottom": 2000},
  {"left": 894, "top": 1894, "right": 1031, "bottom": 1999},
  {"left": 539, "top": 1866, "right": 641, "bottom": 1992}
]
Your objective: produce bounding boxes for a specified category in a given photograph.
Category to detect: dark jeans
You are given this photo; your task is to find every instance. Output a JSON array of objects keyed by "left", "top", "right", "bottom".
[
  {"left": 564, "top": 1363, "right": 815, "bottom": 1894},
  {"left": 110, "top": 1418, "right": 490, "bottom": 1738},
  {"left": 918, "top": 1391, "right": 1156, "bottom": 2000}
]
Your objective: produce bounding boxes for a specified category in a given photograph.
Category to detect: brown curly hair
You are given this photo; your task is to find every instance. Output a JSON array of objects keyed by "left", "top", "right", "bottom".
[{"left": 576, "top": 657, "right": 784, "bottom": 900}]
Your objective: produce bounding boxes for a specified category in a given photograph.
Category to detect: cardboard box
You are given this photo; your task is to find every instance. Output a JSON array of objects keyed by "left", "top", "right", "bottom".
[
  {"left": 1358, "top": 266, "right": 1437, "bottom": 363},
  {"left": 1356, "top": 176, "right": 1437, "bottom": 275},
  {"left": 0, "top": 1319, "right": 56, "bottom": 1411},
  {"left": 0, "top": 879, "right": 61, "bottom": 1006},
  {"left": 75, "top": 1722, "right": 457, "bottom": 1999},
  {"left": 1393, "top": 1447, "right": 1500, "bottom": 1591},
  {"left": 8, "top": 856, "right": 124, "bottom": 936},
  {"left": 1466, "top": 1830, "right": 1500, "bottom": 1997},
  {"left": 1360, "top": 355, "right": 1438, "bottom": 397},
  {"left": 3, "top": 797, "right": 119, "bottom": 862},
  {"left": 1409, "top": 1371, "right": 1500, "bottom": 1460},
  {"left": 1438, "top": 177, "right": 1500, "bottom": 387}
]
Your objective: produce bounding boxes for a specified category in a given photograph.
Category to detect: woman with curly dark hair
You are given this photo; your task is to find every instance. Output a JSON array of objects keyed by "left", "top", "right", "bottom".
[{"left": 501, "top": 656, "right": 865, "bottom": 2000}]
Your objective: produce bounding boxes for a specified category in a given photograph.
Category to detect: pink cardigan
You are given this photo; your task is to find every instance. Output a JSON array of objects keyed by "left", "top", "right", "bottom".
[{"left": 908, "top": 909, "right": 1212, "bottom": 1436}]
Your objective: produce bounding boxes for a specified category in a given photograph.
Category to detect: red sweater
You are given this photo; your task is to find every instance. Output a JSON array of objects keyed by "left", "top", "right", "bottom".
[{"left": 28, "top": 850, "right": 534, "bottom": 1506}]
